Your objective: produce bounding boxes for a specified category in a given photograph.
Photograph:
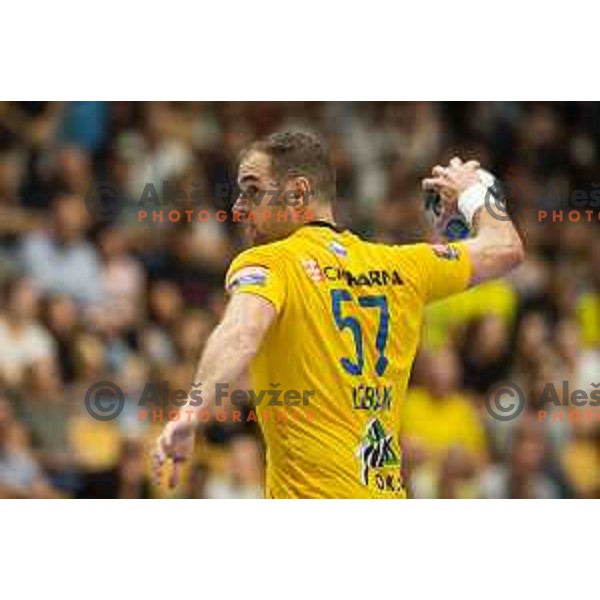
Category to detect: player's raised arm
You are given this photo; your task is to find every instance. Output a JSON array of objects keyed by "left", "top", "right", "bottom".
[
  {"left": 422, "top": 157, "right": 525, "bottom": 287},
  {"left": 153, "top": 292, "right": 276, "bottom": 487}
]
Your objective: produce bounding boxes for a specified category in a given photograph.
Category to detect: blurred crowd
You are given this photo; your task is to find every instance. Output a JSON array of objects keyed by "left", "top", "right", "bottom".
[{"left": 0, "top": 101, "right": 599, "bottom": 499}]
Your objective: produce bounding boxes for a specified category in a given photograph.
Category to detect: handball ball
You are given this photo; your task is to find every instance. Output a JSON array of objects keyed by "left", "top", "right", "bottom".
[{"left": 424, "top": 169, "right": 497, "bottom": 241}]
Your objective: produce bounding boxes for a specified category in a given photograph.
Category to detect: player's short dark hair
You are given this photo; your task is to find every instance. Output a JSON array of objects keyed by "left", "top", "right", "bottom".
[{"left": 243, "top": 131, "right": 336, "bottom": 203}]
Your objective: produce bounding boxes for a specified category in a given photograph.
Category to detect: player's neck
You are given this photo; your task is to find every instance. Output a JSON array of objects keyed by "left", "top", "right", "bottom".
[{"left": 307, "top": 206, "right": 336, "bottom": 227}]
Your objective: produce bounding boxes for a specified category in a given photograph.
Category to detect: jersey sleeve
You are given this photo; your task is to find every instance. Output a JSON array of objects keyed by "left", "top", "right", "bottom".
[
  {"left": 393, "top": 242, "right": 473, "bottom": 304},
  {"left": 225, "top": 245, "right": 287, "bottom": 313}
]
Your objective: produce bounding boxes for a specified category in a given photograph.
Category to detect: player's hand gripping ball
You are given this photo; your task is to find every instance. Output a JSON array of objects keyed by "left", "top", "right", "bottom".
[{"left": 424, "top": 168, "right": 500, "bottom": 241}]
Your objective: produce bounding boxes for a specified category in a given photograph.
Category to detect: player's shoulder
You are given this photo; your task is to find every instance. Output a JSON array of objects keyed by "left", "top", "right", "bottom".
[
  {"left": 352, "top": 235, "right": 430, "bottom": 261},
  {"left": 354, "top": 239, "right": 468, "bottom": 285},
  {"left": 227, "top": 238, "right": 294, "bottom": 274},
  {"left": 369, "top": 239, "right": 464, "bottom": 262}
]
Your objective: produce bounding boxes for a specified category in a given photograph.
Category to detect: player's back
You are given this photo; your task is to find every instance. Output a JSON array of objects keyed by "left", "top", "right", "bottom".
[{"left": 225, "top": 222, "right": 472, "bottom": 498}]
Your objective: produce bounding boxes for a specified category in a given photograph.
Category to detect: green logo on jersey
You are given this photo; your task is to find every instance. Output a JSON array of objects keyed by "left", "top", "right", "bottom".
[{"left": 358, "top": 418, "right": 399, "bottom": 485}]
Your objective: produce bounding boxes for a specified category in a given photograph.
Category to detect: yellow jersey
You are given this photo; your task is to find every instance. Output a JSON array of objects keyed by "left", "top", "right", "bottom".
[{"left": 225, "top": 222, "right": 472, "bottom": 498}]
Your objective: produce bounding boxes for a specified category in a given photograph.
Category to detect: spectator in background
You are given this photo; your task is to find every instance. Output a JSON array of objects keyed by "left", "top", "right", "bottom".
[
  {"left": 0, "top": 395, "right": 56, "bottom": 498},
  {"left": 16, "top": 360, "right": 76, "bottom": 491},
  {"left": 178, "top": 167, "right": 232, "bottom": 272},
  {"left": 172, "top": 310, "right": 213, "bottom": 365},
  {"left": 57, "top": 102, "right": 109, "bottom": 153},
  {"left": 479, "top": 417, "right": 560, "bottom": 499},
  {"left": 460, "top": 315, "right": 511, "bottom": 396},
  {"left": 0, "top": 276, "right": 55, "bottom": 386},
  {"left": 562, "top": 418, "right": 600, "bottom": 499},
  {"left": 203, "top": 434, "right": 263, "bottom": 499},
  {"left": 50, "top": 146, "right": 95, "bottom": 200},
  {"left": 577, "top": 239, "right": 600, "bottom": 348},
  {"left": 42, "top": 293, "right": 80, "bottom": 384},
  {"left": 0, "top": 148, "right": 41, "bottom": 275},
  {"left": 146, "top": 225, "right": 224, "bottom": 306},
  {"left": 96, "top": 226, "right": 145, "bottom": 336},
  {"left": 77, "top": 437, "right": 151, "bottom": 499},
  {"left": 403, "top": 347, "right": 487, "bottom": 465},
  {"left": 412, "top": 447, "right": 480, "bottom": 499},
  {"left": 117, "top": 102, "right": 191, "bottom": 200},
  {"left": 554, "top": 318, "right": 599, "bottom": 393},
  {"left": 20, "top": 194, "right": 104, "bottom": 306},
  {"left": 139, "top": 280, "right": 182, "bottom": 366}
]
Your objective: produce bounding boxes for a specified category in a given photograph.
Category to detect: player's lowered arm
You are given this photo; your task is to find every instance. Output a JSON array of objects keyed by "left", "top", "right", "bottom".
[
  {"left": 464, "top": 206, "right": 525, "bottom": 286},
  {"left": 153, "top": 292, "right": 275, "bottom": 487},
  {"left": 181, "top": 292, "right": 276, "bottom": 419}
]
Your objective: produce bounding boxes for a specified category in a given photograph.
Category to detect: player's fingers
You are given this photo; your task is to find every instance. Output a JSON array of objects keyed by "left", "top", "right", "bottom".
[
  {"left": 169, "top": 455, "right": 185, "bottom": 489},
  {"left": 422, "top": 177, "right": 444, "bottom": 191},
  {"left": 432, "top": 165, "right": 449, "bottom": 179},
  {"left": 233, "top": 195, "right": 249, "bottom": 214},
  {"left": 449, "top": 157, "right": 463, "bottom": 168},
  {"left": 152, "top": 448, "right": 165, "bottom": 485},
  {"left": 464, "top": 160, "right": 480, "bottom": 171},
  {"left": 232, "top": 202, "right": 248, "bottom": 223},
  {"left": 153, "top": 427, "right": 175, "bottom": 483},
  {"left": 161, "top": 426, "right": 174, "bottom": 452}
]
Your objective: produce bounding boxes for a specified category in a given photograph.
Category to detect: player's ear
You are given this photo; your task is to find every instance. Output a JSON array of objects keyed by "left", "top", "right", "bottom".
[{"left": 292, "top": 176, "right": 311, "bottom": 207}]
